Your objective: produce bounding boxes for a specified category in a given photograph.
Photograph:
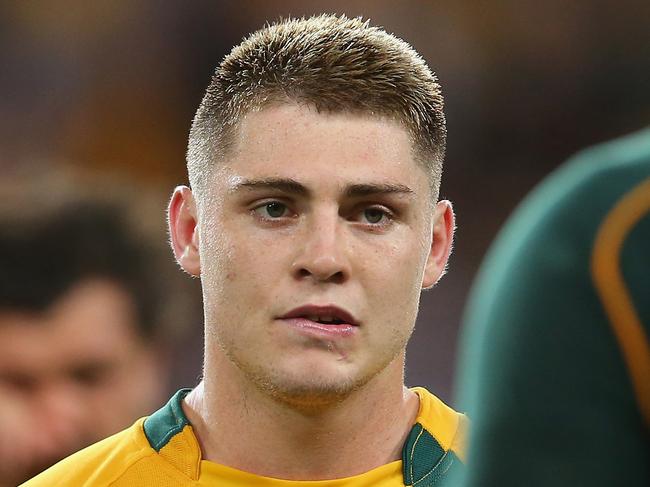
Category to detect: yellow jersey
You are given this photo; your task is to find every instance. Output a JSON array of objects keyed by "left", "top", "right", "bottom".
[{"left": 22, "top": 387, "right": 466, "bottom": 486}]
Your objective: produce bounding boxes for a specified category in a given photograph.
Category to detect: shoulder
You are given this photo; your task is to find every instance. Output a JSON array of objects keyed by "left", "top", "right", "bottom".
[
  {"left": 402, "top": 387, "right": 467, "bottom": 486},
  {"left": 20, "top": 419, "right": 156, "bottom": 486},
  {"left": 460, "top": 127, "right": 650, "bottom": 356},
  {"left": 21, "top": 390, "right": 197, "bottom": 487},
  {"left": 453, "top": 129, "right": 650, "bottom": 485},
  {"left": 486, "top": 127, "right": 650, "bottom": 261}
]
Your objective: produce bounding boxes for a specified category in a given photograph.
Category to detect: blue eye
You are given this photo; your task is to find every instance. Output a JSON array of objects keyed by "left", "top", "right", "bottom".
[
  {"left": 254, "top": 201, "right": 289, "bottom": 219},
  {"left": 363, "top": 208, "right": 387, "bottom": 224}
]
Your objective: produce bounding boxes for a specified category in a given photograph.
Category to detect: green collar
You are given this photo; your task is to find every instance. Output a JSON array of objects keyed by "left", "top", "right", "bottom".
[{"left": 144, "top": 389, "right": 461, "bottom": 486}]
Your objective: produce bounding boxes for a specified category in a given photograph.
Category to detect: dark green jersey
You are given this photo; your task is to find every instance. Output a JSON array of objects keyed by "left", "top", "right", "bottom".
[{"left": 453, "top": 128, "right": 650, "bottom": 486}]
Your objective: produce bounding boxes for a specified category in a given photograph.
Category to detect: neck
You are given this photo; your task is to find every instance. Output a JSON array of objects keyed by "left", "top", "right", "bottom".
[{"left": 183, "top": 353, "right": 419, "bottom": 480}]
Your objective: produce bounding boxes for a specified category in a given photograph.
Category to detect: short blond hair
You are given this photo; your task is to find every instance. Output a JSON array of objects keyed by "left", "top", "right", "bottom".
[{"left": 187, "top": 14, "right": 446, "bottom": 199}]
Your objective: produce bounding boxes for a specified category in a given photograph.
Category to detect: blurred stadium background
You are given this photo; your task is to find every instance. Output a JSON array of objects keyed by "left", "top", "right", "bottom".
[{"left": 2, "top": 0, "right": 649, "bottom": 404}]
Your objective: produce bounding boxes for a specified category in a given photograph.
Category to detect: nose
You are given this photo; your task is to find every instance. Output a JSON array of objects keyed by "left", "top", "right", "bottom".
[
  {"left": 292, "top": 213, "right": 350, "bottom": 284},
  {"left": 28, "top": 382, "right": 88, "bottom": 459}
]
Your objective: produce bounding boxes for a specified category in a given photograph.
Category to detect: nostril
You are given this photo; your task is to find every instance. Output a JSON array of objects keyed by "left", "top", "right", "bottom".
[
  {"left": 295, "top": 267, "right": 347, "bottom": 283},
  {"left": 329, "top": 271, "right": 346, "bottom": 284}
]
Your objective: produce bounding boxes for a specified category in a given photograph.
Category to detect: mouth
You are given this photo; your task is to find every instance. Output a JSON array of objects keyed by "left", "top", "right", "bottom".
[
  {"left": 279, "top": 305, "right": 358, "bottom": 326},
  {"left": 277, "top": 305, "right": 359, "bottom": 338}
]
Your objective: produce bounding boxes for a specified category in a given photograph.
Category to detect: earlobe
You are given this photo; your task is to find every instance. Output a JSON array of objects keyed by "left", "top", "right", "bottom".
[
  {"left": 422, "top": 200, "right": 455, "bottom": 289},
  {"left": 168, "top": 186, "right": 201, "bottom": 276}
]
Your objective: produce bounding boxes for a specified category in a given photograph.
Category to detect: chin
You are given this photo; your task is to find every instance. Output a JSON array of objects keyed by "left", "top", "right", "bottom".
[
  {"left": 251, "top": 361, "right": 378, "bottom": 411},
  {"left": 267, "top": 377, "right": 360, "bottom": 411}
]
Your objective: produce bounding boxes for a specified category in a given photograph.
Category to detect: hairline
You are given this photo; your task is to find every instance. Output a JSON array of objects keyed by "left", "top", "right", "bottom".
[{"left": 189, "top": 100, "right": 442, "bottom": 203}]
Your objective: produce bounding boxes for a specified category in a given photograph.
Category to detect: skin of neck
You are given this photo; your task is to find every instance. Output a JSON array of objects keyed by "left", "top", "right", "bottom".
[{"left": 182, "top": 349, "right": 420, "bottom": 480}]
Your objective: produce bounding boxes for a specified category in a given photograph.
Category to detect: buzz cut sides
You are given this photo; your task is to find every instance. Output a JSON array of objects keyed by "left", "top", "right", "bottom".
[{"left": 187, "top": 14, "right": 446, "bottom": 200}]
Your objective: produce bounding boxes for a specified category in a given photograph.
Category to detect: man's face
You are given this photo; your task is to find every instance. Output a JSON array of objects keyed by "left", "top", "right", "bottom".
[
  {"left": 0, "top": 279, "right": 162, "bottom": 482},
  {"left": 186, "top": 104, "right": 451, "bottom": 404}
]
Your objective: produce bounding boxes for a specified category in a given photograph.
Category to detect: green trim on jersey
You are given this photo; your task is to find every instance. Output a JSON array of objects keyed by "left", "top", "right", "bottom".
[
  {"left": 143, "top": 388, "right": 192, "bottom": 452},
  {"left": 402, "top": 423, "right": 462, "bottom": 486},
  {"left": 23, "top": 387, "right": 465, "bottom": 486},
  {"left": 141, "top": 388, "right": 464, "bottom": 486}
]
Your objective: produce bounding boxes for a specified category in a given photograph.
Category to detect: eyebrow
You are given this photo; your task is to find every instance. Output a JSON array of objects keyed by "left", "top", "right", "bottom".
[
  {"left": 230, "top": 178, "right": 414, "bottom": 198},
  {"left": 230, "top": 178, "right": 310, "bottom": 196},
  {"left": 344, "top": 183, "right": 414, "bottom": 198}
]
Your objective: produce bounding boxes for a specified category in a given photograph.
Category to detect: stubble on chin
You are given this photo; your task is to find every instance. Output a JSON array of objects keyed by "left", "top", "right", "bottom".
[
  {"left": 231, "top": 348, "right": 407, "bottom": 415},
  {"left": 210, "top": 311, "right": 413, "bottom": 414}
]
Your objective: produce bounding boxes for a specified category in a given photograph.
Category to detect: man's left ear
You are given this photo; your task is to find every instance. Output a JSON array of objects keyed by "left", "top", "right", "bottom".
[{"left": 422, "top": 200, "right": 455, "bottom": 289}]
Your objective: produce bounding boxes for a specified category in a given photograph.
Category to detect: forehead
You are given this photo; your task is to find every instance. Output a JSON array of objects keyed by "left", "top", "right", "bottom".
[{"left": 210, "top": 104, "right": 430, "bottom": 196}]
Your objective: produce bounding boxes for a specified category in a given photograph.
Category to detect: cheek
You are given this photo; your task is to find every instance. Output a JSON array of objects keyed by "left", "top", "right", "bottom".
[
  {"left": 364, "top": 236, "right": 426, "bottom": 313},
  {"left": 201, "top": 226, "right": 282, "bottom": 315},
  {"left": 371, "top": 234, "right": 427, "bottom": 281},
  {"left": 199, "top": 219, "right": 243, "bottom": 287}
]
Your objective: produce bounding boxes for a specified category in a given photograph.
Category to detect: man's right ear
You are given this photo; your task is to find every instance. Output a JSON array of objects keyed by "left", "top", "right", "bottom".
[{"left": 168, "top": 186, "right": 201, "bottom": 276}]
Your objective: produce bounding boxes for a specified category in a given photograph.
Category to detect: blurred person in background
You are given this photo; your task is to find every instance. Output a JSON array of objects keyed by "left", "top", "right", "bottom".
[
  {"left": 453, "top": 127, "right": 650, "bottom": 486},
  {"left": 0, "top": 169, "right": 185, "bottom": 486}
]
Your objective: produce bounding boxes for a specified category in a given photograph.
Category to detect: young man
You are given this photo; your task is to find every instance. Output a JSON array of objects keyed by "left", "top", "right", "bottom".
[{"left": 24, "top": 15, "right": 464, "bottom": 486}]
